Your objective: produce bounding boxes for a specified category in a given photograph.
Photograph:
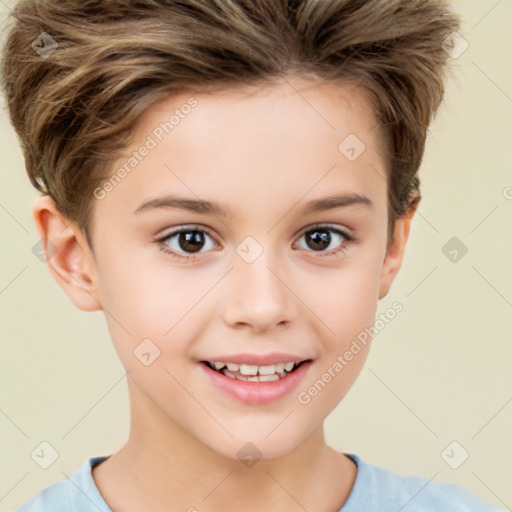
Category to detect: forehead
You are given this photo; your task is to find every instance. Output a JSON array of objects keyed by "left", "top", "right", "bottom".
[
  {"left": 139, "top": 77, "right": 380, "bottom": 149},
  {"left": 92, "top": 77, "right": 388, "bottom": 229}
]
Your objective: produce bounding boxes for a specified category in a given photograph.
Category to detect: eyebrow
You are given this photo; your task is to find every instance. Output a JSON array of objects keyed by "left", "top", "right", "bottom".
[{"left": 133, "top": 193, "right": 374, "bottom": 218}]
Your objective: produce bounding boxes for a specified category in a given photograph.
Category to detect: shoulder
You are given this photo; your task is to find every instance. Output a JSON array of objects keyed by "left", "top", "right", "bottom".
[
  {"left": 342, "top": 453, "right": 505, "bottom": 512},
  {"left": 13, "top": 456, "right": 111, "bottom": 512},
  {"left": 14, "top": 479, "right": 69, "bottom": 512}
]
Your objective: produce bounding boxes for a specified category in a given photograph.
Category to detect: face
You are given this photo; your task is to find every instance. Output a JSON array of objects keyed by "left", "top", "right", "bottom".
[{"left": 42, "top": 77, "right": 410, "bottom": 461}]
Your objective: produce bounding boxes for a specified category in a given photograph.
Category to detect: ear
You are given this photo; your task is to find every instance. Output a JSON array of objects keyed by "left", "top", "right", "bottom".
[
  {"left": 32, "top": 195, "right": 102, "bottom": 312},
  {"left": 378, "top": 194, "right": 421, "bottom": 300}
]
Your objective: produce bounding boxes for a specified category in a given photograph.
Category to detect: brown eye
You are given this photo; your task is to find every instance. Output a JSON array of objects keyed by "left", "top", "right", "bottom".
[
  {"left": 294, "top": 225, "right": 353, "bottom": 255},
  {"left": 175, "top": 231, "right": 206, "bottom": 253},
  {"left": 157, "top": 226, "right": 217, "bottom": 259},
  {"left": 304, "top": 229, "right": 332, "bottom": 251}
]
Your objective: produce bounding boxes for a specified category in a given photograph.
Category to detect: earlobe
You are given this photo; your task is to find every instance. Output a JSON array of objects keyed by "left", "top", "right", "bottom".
[
  {"left": 32, "top": 196, "right": 102, "bottom": 312},
  {"left": 378, "top": 194, "right": 421, "bottom": 300}
]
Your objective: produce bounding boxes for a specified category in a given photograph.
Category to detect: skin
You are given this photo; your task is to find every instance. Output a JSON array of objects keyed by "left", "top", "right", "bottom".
[{"left": 33, "top": 76, "right": 419, "bottom": 512}]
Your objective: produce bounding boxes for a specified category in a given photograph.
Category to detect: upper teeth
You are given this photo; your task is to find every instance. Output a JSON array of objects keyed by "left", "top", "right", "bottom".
[{"left": 212, "top": 361, "right": 297, "bottom": 375}]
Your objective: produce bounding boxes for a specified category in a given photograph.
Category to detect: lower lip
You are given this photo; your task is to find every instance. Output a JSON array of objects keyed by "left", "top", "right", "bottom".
[{"left": 199, "top": 361, "right": 312, "bottom": 405}]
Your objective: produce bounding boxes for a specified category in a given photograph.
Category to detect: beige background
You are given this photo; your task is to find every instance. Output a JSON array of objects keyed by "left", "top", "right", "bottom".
[{"left": 1, "top": 0, "right": 511, "bottom": 510}]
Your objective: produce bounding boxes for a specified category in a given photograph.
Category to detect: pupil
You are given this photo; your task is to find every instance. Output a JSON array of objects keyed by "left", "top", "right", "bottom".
[
  {"left": 307, "top": 230, "right": 330, "bottom": 251},
  {"left": 179, "top": 231, "right": 204, "bottom": 253}
]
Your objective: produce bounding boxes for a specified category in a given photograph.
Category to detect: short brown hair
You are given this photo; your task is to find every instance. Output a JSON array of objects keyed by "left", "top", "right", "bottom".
[{"left": 1, "top": 0, "right": 460, "bottom": 249}]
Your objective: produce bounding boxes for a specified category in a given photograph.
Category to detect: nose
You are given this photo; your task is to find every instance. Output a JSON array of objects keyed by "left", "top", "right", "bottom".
[{"left": 221, "top": 255, "right": 298, "bottom": 333}]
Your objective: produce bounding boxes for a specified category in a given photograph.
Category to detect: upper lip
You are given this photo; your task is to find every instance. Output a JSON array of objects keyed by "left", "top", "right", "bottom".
[{"left": 201, "top": 352, "right": 312, "bottom": 366}]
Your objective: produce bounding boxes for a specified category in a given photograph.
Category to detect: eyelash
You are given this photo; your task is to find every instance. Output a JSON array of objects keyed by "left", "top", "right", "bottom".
[{"left": 155, "top": 223, "right": 356, "bottom": 261}]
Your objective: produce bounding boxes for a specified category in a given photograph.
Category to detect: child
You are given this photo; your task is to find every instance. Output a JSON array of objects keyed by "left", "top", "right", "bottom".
[{"left": 1, "top": 0, "right": 504, "bottom": 511}]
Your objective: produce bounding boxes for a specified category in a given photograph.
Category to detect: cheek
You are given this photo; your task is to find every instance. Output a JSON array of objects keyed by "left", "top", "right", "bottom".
[
  {"left": 94, "top": 258, "right": 175, "bottom": 370},
  {"left": 95, "top": 253, "right": 220, "bottom": 380},
  {"left": 304, "top": 254, "right": 383, "bottom": 338},
  {"left": 96, "top": 248, "right": 188, "bottom": 332}
]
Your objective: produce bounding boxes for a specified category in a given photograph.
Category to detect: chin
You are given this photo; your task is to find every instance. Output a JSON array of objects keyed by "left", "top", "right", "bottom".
[{"left": 197, "top": 426, "right": 308, "bottom": 464}]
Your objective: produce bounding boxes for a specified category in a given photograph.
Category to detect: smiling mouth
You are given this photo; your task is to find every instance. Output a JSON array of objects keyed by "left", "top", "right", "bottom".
[{"left": 201, "top": 360, "right": 311, "bottom": 382}]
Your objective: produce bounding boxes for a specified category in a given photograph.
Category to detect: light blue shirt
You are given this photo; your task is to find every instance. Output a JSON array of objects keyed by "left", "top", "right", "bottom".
[{"left": 14, "top": 453, "right": 504, "bottom": 511}]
